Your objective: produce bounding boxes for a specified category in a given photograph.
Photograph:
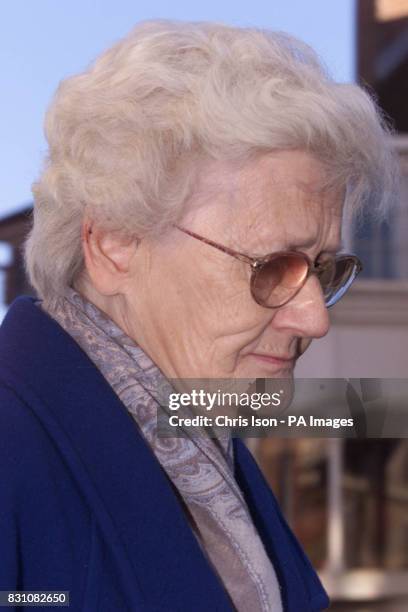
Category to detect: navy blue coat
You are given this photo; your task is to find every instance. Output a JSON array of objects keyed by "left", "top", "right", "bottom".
[{"left": 0, "top": 296, "right": 329, "bottom": 611}]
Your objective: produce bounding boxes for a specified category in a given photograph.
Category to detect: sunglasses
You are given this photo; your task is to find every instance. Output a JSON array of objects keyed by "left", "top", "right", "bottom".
[{"left": 174, "top": 225, "right": 363, "bottom": 309}]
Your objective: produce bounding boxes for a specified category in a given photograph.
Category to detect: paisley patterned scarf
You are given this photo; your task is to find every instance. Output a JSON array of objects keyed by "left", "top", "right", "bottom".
[{"left": 39, "top": 286, "right": 283, "bottom": 612}]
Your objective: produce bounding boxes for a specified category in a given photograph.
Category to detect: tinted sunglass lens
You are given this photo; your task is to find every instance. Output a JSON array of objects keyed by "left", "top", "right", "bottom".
[
  {"left": 251, "top": 254, "right": 308, "bottom": 307},
  {"left": 323, "top": 257, "right": 361, "bottom": 307}
]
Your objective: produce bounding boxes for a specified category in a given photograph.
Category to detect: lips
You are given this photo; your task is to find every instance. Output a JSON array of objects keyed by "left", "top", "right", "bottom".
[{"left": 249, "top": 353, "right": 296, "bottom": 365}]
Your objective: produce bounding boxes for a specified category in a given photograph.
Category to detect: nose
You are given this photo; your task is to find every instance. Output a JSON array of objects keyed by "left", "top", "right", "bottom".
[{"left": 272, "top": 275, "right": 330, "bottom": 339}]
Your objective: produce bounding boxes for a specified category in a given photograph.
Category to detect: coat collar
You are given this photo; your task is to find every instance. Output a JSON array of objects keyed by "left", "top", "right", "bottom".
[{"left": 0, "top": 295, "right": 328, "bottom": 611}]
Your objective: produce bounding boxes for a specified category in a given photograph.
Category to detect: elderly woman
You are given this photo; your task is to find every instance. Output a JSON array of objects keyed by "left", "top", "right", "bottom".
[{"left": 0, "top": 19, "right": 397, "bottom": 612}]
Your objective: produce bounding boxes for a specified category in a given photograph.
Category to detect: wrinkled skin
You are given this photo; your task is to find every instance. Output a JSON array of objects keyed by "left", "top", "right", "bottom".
[{"left": 77, "top": 150, "right": 343, "bottom": 387}]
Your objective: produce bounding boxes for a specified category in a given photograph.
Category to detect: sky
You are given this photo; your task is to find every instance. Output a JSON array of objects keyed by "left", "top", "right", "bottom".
[{"left": 0, "top": 0, "right": 355, "bottom": 220}]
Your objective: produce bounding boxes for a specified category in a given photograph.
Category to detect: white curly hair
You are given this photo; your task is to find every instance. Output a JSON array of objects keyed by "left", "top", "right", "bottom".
[{"left": 23, "top": 18, "right": 399, "bottom": 305}]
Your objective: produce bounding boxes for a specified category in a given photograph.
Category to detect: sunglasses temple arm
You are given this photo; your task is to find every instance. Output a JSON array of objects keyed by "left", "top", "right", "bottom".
[
  {"left": 204, "top": 242, "right": 256, "bottom": 266},
  {"left": 175, "top": 225, "right": 256, "bottom": 266}
]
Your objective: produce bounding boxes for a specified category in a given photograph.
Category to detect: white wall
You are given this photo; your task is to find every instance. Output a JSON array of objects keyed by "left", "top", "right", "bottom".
[{"left": 296, "top": 280, "right": 408, "bottom": 378}]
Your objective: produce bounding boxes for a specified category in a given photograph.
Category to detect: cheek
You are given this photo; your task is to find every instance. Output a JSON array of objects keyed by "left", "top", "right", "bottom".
[
  {"left": 148, "top": 250, "right": 269, "bottom": 355},
  {"left": 210, "top": 283, "right": 268, "bottom": 341},
  {"left": 209, "top": 265, "right": 266, "bottom": 329},
  {"left": 209, "top": 302, "right": 275, "bottom": 373},
  {"left": 182, "top": 259, "right": 257, "bottom": 331}
]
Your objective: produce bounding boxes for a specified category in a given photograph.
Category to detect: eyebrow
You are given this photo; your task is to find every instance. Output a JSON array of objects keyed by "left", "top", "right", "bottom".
[
  {"left": 286, "top": 238, "right": 345, "bottom": 253},
  {"left": 323, "top": 241, "right": 345, "bottom": 253}
]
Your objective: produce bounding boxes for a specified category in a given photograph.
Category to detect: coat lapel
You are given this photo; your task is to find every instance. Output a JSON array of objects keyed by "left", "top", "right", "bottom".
[
  {"left": 233, "top": 438, "right": 328, "bottom": 611},
  {"left": 0, "top": 296, "right": 233, "bottom": 611}
]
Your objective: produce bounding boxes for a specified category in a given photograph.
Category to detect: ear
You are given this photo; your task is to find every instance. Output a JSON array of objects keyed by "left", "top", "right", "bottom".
[{"left": 81, "top": 218, "right": 139, "bottom": 296}]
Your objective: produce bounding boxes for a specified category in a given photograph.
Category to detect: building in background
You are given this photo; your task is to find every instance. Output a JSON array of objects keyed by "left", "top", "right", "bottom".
[
  {"left": 256, "top": 3, "right": 408, "bottom": 611},
  {"left": 0, "top": 205, "right": 33, "bottom": 308},
  {"left": 358, "top": 0, "right": 408, "bottom": 134},
  {"left": 355, "top": 0, "right": 408, "bottom": 280}
]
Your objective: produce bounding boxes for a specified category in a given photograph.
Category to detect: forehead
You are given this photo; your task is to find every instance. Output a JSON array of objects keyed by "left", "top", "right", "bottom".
[{"left": 198, "top": 151, "right": 344, "bottom": 253}]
